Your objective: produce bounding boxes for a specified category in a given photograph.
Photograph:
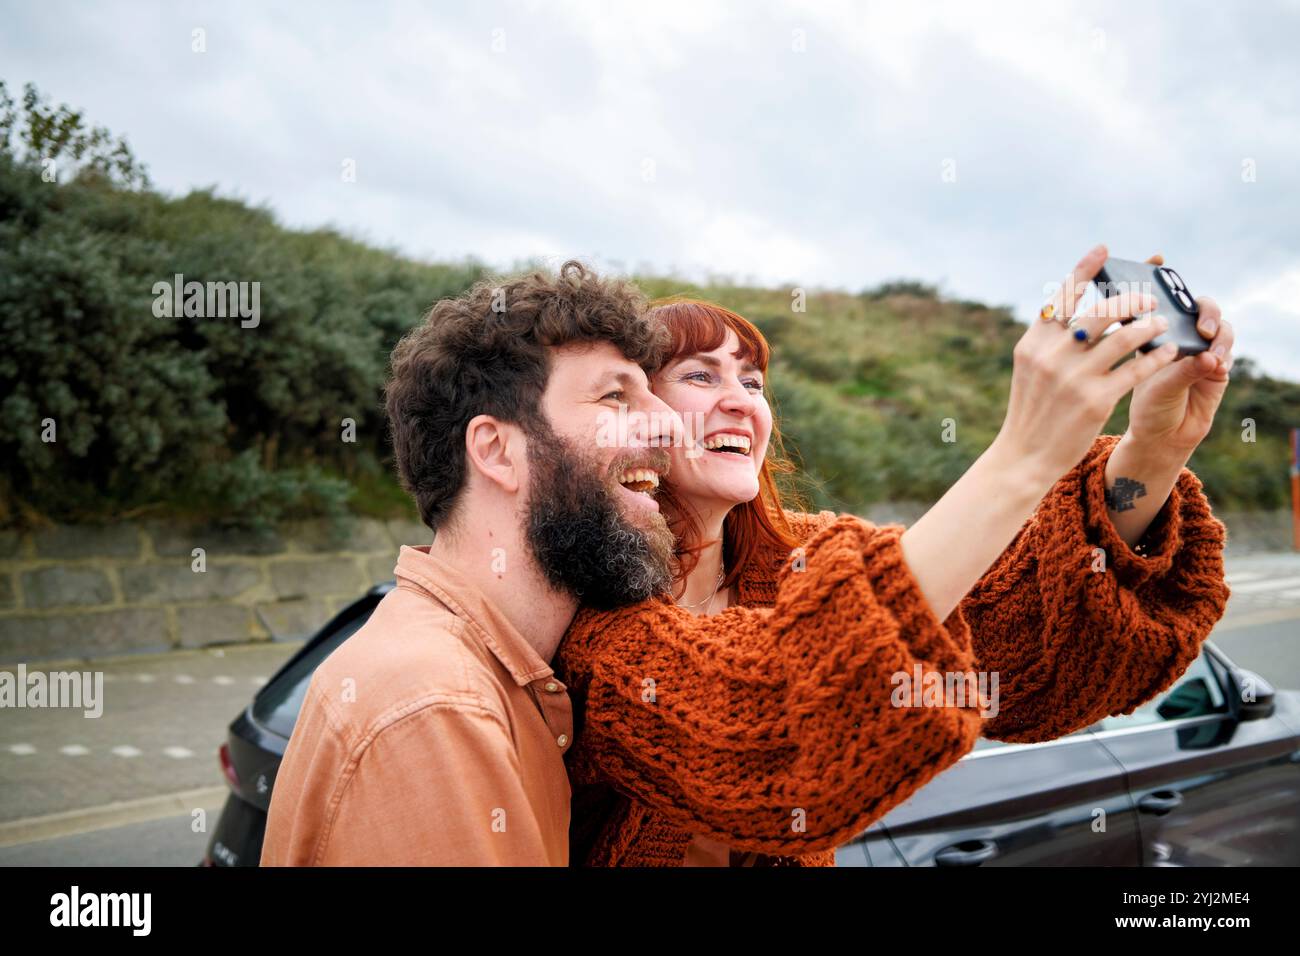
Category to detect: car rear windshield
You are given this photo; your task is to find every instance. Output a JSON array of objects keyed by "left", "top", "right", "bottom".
[{"left": 251, "top": 608, "right": 373, "bottom": 739}]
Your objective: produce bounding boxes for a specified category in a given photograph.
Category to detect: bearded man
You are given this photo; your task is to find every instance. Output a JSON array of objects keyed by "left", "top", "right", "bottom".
[{"left": 261, "top": 261, "right": 679, "bottom": 866}]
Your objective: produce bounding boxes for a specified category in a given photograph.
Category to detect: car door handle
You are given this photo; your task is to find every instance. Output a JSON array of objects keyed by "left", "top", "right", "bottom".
[
  {"left": 934, "top": 839, "right": 999, "bottom": 867},
  {"left": 1138, "top": 790, "right": 1184, "bottom": 815}
]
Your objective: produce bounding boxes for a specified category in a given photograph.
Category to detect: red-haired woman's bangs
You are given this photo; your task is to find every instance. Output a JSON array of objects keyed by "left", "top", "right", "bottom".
[
  {"left": 644, "top": 298, "right": 805, "bottom": 594},
  {"left": 648, "top": 299, "right": 771, "bottom": 374}
]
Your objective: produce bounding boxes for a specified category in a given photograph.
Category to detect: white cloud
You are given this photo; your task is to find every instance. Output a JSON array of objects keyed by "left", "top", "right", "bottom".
[{"left": 1, "top": 0, "right": 1295, "bottom": 380}]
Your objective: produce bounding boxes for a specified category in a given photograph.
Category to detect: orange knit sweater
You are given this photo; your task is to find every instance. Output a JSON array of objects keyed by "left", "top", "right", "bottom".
[{"left": 554, "top": 434, "right": 1232, "bottom": 867}]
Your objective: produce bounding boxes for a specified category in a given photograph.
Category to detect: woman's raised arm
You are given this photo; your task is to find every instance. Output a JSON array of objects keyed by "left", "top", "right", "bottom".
[
  {"left": 557, "top": 515, "right": 984, "bottom": 857},
  {"left": 959, "top": 433, "right": 1230, "bottom": 743}
]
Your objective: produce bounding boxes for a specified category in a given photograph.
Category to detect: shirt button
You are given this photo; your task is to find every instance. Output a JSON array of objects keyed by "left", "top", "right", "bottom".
[
  {"left": 556, "top": 734, "right": 569, "bottom": 748},
  {"left": 544, "top": 681, "right": 559, "bottom": 693}
]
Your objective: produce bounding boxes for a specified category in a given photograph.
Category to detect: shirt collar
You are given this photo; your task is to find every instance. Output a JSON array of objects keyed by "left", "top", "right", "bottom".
[{"left": 393, "top": 545, "right": 556, "bottom": 687}]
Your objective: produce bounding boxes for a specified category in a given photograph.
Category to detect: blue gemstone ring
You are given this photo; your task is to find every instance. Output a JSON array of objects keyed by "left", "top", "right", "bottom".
[{"left": 1066, "top": 315, "right": 1090, "bottom": 344}]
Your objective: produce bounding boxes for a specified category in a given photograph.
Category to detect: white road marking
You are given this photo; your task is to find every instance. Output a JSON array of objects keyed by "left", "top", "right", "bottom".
[
  {"left": 174, "top": 675, "right": 195, "bottom": 684},
  {"left": 135, "top": 674, "right": 156, "bottom": 683},
  {"left": 162, "top": 746, "right": 194, "bottom": 759},
  {"left": 8, "top": 744, "right": 37, "bottom": 755},
  {"left": 212, "top": 676, "right": 234, "bottom": 685},
  {"left": 111, "top": 745, "right": 142, "bottom": 758},
  {"left": 59, "top": 745, "right": 90, "bottom": 756}
]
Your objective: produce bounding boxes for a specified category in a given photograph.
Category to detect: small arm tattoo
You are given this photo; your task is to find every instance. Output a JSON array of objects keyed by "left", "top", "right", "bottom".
[{"left": 1105, "top": 476, "right": 1148, "bottom": 512}]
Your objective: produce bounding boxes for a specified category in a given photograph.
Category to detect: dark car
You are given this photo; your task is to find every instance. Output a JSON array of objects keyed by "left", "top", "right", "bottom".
[
  {"left": 202, "top": 587, "right": 1300, "bottom": 866},
  {"left": 201, "top": 583, "right": 393, "bottom": 867}
]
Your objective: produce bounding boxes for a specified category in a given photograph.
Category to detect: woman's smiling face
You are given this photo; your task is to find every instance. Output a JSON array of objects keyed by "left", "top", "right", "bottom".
[{"left": 652, "top": 327, "right": 772, "bottom": 513}]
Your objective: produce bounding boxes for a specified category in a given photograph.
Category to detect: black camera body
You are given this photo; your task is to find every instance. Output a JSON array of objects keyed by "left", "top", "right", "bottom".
[{"left": 1095, "top": 257, "right": 1209, "bottom": 358}]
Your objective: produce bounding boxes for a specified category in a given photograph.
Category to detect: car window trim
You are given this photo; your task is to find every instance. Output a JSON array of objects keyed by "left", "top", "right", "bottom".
[{"left": 963, "top": 714, "right": 1228, "bottom": 760}]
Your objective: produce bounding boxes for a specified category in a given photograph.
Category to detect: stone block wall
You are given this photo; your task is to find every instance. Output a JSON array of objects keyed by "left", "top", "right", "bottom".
[
  {"left": 0, "top": 518, "right": 427, "bottom": 663},
  {"left": 0, "top": 507, "right": 1290, "bottom": 663}
]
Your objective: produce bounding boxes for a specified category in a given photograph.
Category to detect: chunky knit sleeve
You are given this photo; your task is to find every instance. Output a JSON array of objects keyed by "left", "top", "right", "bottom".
[
  {"left": 960, "top": 433, "right": 1232, "bottom": 744},
  {"left": 556, "top": 515, "right": 985, "bottom": 857}
]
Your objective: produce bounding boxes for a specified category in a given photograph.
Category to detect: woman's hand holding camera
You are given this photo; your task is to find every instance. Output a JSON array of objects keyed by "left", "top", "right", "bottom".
[
  {"left": 991, "top": 243, "right": 1185, "bottom": 486},
  {"left": 903, "top": 242, "right": 1233, "bottom": 620},
  {"left": 1123, "top": 253, "right": 1234, "bottom": 468}
]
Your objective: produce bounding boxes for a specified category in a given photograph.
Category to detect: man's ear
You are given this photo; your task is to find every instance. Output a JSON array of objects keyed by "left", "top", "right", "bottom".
[{"left": 464, "top": 414, "right": 525, "bottom": 495}]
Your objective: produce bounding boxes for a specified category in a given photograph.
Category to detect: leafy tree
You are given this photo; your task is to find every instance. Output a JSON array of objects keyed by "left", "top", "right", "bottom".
[{"left": 0, "top": 80, "right": 150, "bottom": 188}]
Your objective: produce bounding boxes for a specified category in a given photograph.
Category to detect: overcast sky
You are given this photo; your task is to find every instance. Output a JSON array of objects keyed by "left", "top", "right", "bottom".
[{"left": 3, "top": 0, "right": 1297, "bottom": 380}]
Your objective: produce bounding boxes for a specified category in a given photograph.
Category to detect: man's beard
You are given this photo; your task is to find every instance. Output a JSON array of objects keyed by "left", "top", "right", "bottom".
[{"left": 524, "top": 422, "right": 676, "bottom": 610}]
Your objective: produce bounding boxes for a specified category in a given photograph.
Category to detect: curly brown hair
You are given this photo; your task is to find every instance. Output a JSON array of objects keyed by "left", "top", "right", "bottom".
[{"left": 386, "top": 260, "right": 668, "bottom": 531}]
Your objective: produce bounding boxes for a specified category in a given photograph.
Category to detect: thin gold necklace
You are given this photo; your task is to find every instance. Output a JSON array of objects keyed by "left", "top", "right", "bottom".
[{"left": 676, "top": 569, "right": 725, "bottom": 612}]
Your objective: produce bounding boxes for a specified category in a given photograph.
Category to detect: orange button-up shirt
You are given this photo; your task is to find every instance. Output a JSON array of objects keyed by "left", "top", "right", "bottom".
[{"left": 260, "top": 544, "right": 573, "bottom": 866}]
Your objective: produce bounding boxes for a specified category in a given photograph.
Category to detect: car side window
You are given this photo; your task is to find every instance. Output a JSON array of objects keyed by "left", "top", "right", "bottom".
[
  {"left": 969, "top": 651, "right": 1229, "bottom": 753},
  {"left": 1092, "top": 651, "right": 1228, "bottom": 732}
]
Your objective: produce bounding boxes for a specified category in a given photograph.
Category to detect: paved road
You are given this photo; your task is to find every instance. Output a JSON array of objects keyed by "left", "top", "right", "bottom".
[
  {"left": 0, "top": 641, "right": 301, "bottom": 864},
  {"left": 1211, "top": 551, "right": 1300, "bottom": 691},
  {"left": 2, "top": 552, "right": 1297, "bottom": 866},
  {"left": 0, "top": 802, "right": 227, "bottom": 866}
]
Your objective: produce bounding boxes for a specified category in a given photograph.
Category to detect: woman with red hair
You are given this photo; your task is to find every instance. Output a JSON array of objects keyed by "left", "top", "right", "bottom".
[{"left": 555, "top": 245, "right": 1236, "bottom": 866}]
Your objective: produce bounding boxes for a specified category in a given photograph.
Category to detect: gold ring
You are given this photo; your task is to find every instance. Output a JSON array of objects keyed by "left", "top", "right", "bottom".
[{"left": 1039, "top": 303, "right": 1056, "bottom": 322}]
